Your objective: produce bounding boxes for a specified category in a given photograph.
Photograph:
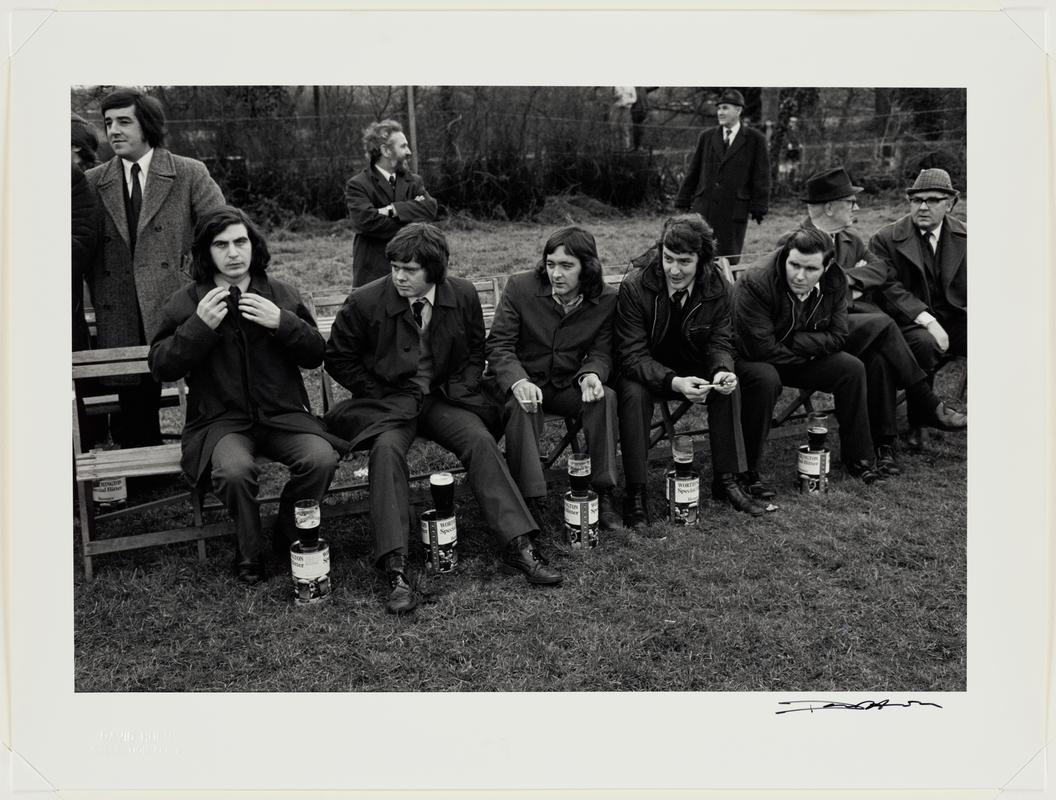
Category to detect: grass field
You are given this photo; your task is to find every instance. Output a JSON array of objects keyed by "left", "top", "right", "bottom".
[{"left": 74, "top": 196, "right": 968, "bottom": 693}]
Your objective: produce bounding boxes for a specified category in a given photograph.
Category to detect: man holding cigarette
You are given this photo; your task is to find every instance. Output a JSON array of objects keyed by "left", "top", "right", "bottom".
[{"left": 616, "top": 214, "right": 766, "bottom": 530}]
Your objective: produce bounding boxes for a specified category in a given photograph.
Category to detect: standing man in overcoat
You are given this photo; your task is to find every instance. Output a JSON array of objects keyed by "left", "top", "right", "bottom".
[
  {"left": 324, "top": 223, "right": 561, "bottom": 615},
  {"left": 869, "top": 168, "right": 967, "bottom": 449},
  {"left": 86, "top": 87, "right": 225, "bottom": 448},
  {"left": 485, "top": 226, "right": 621, "bottom": 530},
  {"left": 675, "top": 89, "right": 770, "bottom": 265},
  {"left": 345, "top": 119, "right": 438, "bottom": 288}
]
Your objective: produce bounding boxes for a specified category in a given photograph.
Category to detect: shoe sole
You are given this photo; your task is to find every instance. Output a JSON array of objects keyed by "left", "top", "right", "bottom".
[{"left": 499, "top": 563, "right": 563, "bottom": 586}]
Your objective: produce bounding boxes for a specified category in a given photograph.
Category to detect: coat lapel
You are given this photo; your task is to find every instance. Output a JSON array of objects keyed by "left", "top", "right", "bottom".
[
  {"left": 938, "top": 221, "right": 966, "bottom": 292},
  {"left": 137, "top": 148, "right": 176, "bottom": 235},
  {"left": 94, "top": 157, "right": 132, "bottom": 250},
  {"left": 892, "top": 215, "right": 928, "bottom": 285},
  {"left": 720, "top": 127, "right": 746, "bottom": 166},
  {"left": 428, "top": 281, "right": 459, "bottom": 376}
]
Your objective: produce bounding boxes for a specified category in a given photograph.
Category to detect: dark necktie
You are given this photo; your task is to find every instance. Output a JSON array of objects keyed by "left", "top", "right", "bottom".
[
  {"left": 919, "top": 229, "right": 936, "bottom": 275},
  {"left": 127, "top": 162, "right": 142, "bottom": 253},
  {"left": 227, "top": 285, "right": 242, "bottom": 328},
  {"left": 412, "top": 299, "right": 426, "bottom": 329},
  {"left": 723, "top": 129, "right": 731, "bottom": 151},
  {"left": 389, "top": 174, "right": 397, "bottom": 199},
  {"left": 670, "top": 289, "right": 688, "bottom": 331}
]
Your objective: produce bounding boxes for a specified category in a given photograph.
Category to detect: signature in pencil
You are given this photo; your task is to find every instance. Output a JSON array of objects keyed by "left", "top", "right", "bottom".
[{"left": 776, "top": 699, "right": 943, "bottom": 715}]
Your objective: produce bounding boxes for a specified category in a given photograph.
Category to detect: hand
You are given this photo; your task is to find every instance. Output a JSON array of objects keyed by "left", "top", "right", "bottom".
[
  {"left": 196, "top": 286, "right": 230, "bottom": 330},
  {"left": 925, "top": 320, "right": 950, "bottom": 353},
  {"left": 414, "top": 195, "right": 426, "bottom": 202},
  {"left": 851, "top": 288, "right": 863, "bottom": 301},
  {"left": 752, "top": 213, "right": 765, "bottom": 225},
  {"left": 238, "top": 293, "right": 282, "bottom": 330},
  {"left": 711, "top": 370, "right": 737, "bottom": 396},
  {"left": 671, "top": 376, "right": 712, "bottom": 403},
  {"left": 512, "top": 380, "right": 543, "bottom": 413},
  {"left": 377, "top": 204, "right": 394, "bottom": 217},
  {"left": 578, "top": 373, "right": 605, "bottom": 403}
]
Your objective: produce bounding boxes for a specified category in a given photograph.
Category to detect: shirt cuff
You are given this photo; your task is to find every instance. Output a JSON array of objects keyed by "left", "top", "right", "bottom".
[
  {"left": 915, "top": 312, "right": 937, "bottom": 327},
  {"left": 511, "top": 378, "right": 530, "bottom": 393}
]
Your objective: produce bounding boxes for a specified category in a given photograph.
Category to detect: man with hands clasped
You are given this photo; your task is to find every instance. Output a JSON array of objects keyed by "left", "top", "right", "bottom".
[
  {"left": 616, "top": 214, "right": 767, "bottom": 532},
  {"left": 149, "top": 207, "right": 346, "bottom": 585},
  {"left": 485, "top": 226, "right": 621, "bottom": 530}
]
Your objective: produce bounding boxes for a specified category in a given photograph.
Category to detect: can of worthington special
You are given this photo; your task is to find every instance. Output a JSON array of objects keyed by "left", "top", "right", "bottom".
[
  {"left": 665, "top": 468, "right": 700, "bottom": 524},
  {"left": 563, "top": 490, "right": 599, "bottom": 548},
  {"left": 420, "top": 509, "right": 458, "bottom": 573},
  {"left": 291, "top": 539, "right": 331, "bottom": 606},
  {"left": 796, "top": 445, "right": 830, "bottom": 495}
]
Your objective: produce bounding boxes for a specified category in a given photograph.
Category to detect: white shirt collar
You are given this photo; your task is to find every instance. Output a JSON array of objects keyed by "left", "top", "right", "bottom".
[
  {"left": 407, "top": 284, "right": 436, "bottom": 307},
  {"left": 121, "top": 148, "right": 154, "bottom": 192},
  {"left": 919, "top": 220, "right": 943, "bottom": 242},
  {"left": 724, "top": 121, "right": 741, "bottom": 141},
  {"left": 375, "top": 164, "right": 396, "bottom": 183}
]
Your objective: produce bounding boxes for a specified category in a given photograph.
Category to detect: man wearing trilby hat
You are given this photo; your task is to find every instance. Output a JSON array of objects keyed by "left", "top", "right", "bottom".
[
  {"left": 675, "top": 88, "right": 770, "bottom": 265},
  {"left": 797, "top": 166, "right": 966, "bottom": 475},
  {"left": 870, "top": 168, "right": 967, "bottom": 449}
]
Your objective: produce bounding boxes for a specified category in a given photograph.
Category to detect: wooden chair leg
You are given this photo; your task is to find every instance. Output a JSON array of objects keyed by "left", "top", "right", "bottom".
[
  {"left": 773, "top": 388, "right": 815, "bottom": 428},
  {"left": 76, "top": 478, "right": 95, "bottom": 581}
]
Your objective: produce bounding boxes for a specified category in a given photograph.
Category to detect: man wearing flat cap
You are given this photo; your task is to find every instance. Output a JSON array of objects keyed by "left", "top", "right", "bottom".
[
  {"left": 675, "top": 88, "right": 770, "bottom": 265},
  {"left": 869, "top": 168, "right": 967, "bottom": 449},
  {"left": 798, "top": 166, "right": 966, "bottom": 474}
]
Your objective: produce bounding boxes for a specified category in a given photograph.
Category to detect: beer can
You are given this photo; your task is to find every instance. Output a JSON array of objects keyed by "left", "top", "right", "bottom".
[
  {"left": 796, "top": 445, "right": 830, "bottom": 495},
  {"left": 563, "top": 490, "right": 599, "bottom": 548},
  {"left": 665, "top": 469, "right": 699, "bottom": 525},
  {"left": 291, "top": 539, "right": 331, "bottom": 606},
  {"left": 420, "top": 509, "right": 458, "bottom": 573},
  {"left": 90, "top": 446, "right": 127, "bottom": 510}
]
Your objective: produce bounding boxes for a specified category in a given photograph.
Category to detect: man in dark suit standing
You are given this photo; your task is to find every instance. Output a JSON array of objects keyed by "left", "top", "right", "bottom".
[
  {"left": 675, "top": 89, "right": 770, "bottom": 265},
  {"left": 324, "top": 223, "right": 561, "bottom": 615},
  {"left": 869, "top": 168, "right": 967, "bottom": 449},
  {"left": 345, "top": 119, "right": 438, "bottom": 288},
  {"left": 85, "top": 87, "right": 225, "bottom": 449}
]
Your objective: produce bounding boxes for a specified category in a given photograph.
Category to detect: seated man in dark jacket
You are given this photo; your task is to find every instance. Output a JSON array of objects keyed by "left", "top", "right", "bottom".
[
  {"left": 486, "top": 226, "right": 621, "bottom": 530},
  {"left": 616, "top": 214, "right": 767, "bottom": 531},
  {"left": 149, "top": 207, "right": 345, "bottom": 584},
  {"left": 324, "top": 223, "right": 561, "bottom": 615},
  {"left": 732, "top": 226, "right": 884, "bottom": 484}
]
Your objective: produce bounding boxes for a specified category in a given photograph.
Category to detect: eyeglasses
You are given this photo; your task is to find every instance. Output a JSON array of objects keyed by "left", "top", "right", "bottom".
[{"left": 909, "top": 196, "right": 949, "bottom": 207}]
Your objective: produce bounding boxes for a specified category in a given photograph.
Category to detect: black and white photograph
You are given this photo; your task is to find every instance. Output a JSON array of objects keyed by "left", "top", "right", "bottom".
[{"left": 3, "top": 5, "right": 1051, "bottom": 797}]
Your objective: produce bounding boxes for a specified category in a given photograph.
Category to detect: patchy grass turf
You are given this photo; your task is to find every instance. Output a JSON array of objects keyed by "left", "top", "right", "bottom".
[{"left": 74, "top": 198, "right": 967, "bottom": 693}]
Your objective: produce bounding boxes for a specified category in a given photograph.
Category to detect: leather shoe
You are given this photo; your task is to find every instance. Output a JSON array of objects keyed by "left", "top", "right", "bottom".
[
  {"left": 621, "top": 487, "right": 650, "bottom": 530},
  {"left": 875, "top": 444, "right": 901, "bottom": 477},
  {"left": 597, "top": 489, "right": 623, "bottom": 530},
  {"left": 924, "top": 402, "right": 967, "bottom": 431},
  {"left": 739, "top": 470, "right": 776, "bottom": 500},
  {"left": 500, "top": 534, "right": 563, "bottom": 586},
  {"left": 712, "top": 473, "right": 766, "bottom": 516},
  {"left": 845, "top": 460, "right": 886, "bottom": 485},
  {"left": 235, "top": 561, "right": 265, "bottom": 586},
  {"left": 905, "top": 426, "right": 925, "bottom": 450},
  {"left": 382, "top": 553, "right": 418, "bottom": 614}
]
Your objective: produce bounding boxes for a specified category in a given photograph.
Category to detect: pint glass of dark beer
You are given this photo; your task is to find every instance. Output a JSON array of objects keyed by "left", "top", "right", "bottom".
[
  {"left": 430, "top": 472, "right": 455, "bottom": 517},
  {"left": 806, "top": 412, "right": 828, "bottom": 452},
  {"left": 567, "top": 453, "right": 591, "bottom": 497}
]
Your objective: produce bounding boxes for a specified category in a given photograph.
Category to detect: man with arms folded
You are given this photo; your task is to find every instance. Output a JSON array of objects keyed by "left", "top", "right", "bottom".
[
  {"left": 149, "top": 207, "right": 345, "bottom": 585},
  {"left": 799, "top": 167, "right": 966, "bottom": 474},
  {"left": 733, "top": 226, "right": 885, "bottom": 485},
  {"left": 345, "top": 119, "right": 438, "bottom": 288},
  {"left": 869, "top": 168, "right": 968, "bottom": 450},
  {"left": 616, "top": 213, "right": 767, "bottom": 532},
  {"left": 486, "top": 226, "right": 621, "bottom": 530},
  {"left": 324, "top": 223, "right": 561, "bottom": 615}
]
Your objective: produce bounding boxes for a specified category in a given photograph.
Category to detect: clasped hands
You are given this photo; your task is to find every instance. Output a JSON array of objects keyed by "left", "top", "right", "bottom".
[
  {"left": 672, "top": 370, "right": 737, "bottom": 403},
  {"left": 196, "top": 286, "right": 282, "bottom": 331}
]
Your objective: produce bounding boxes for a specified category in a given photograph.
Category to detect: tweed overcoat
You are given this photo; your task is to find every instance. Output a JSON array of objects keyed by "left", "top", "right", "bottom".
[
  {"left": 615, "top": 250, "right": 736, "bottom": 394},
  {"left": 485, "top": 270, "right": 618, "bottom": 393},
  {"left": 732, "top": 249, "right": 849, "bottom": 365},
  {"left": 323, "top": 275, "right": 500, "bottom": 449},
  {"left": 72, "top": 164, "right": 99, "bottom": 352},
  {"left": 345, "top": 166, "right": 438, "bottom": 288},
  {"left": 675, "top": 125, "right": 770, "bottom": 239},
  {"left": 85, "top": 148, "right": 225, "bottom": 348},
  {"left": 868, "top": 213, "right": 967, "bottom": 325},
  {"left": 148, "top": 274, "right": 348, "bottom": 484}
]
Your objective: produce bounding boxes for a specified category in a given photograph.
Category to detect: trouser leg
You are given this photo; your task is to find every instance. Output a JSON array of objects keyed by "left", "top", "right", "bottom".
[
  {"left": 705, "top": 387, "right": 748, "bottom": 475},
  {"left": 617, "top": 377, "right": 655, "bottom": 487},
  {"left": 421, "top": 399, "right": 533, "bottom": 547},
  {"left": 727, "top": 220, "right": 749, "bottom": 265},
  {"left": 862, "top": 350, "right": 897, "bottom": 444},
  {"left": 260, "top": 430, "right": 341, "bottom": 545},
  {"left": 210, "top": 432, "right": 263, "bottom": 564},
  {"left": 735, "top": 360, "right": 783, "bottom": 470},
  {"left": 502, "top": 392, "right": 548, "bottom": 498},
  {"left": 545, "top": 383, "right": 618, "bottom": 493},
  {"left": 366, "top": 423, "right": 418, "bottom": 565}
]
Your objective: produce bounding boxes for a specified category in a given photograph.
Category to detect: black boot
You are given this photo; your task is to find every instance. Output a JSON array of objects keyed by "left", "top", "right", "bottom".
[
  {"left": 874, "top": 443, "right": 901, "bottom": 477},
  {"left": 622, "top": 485, "right": 650, "bottom": 530},
  {"left": 381, "top": 553, "right": 418, "bottom": 614},
  {"left": 597, "top": 489, "right": 623, "bottom": 531},
  {"left": 844, "top": 460, "right": 886, "bottom": 485},
  {"left": 500, "top": 534, "right": 563, "bottom": 586},
  {"left": 711, "top": 473, "right": 766, "bottom": 516},
  {"left": 738, "top": 470, "right": 776, "bottom": 500}
]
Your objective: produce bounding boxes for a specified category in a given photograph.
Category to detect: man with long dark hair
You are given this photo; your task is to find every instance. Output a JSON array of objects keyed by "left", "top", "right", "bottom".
[
  {"left": 325, "top": 223, "right": 562, "bottom": 614},
  {"left": 486, "top": 226, "right": 621, "bottom": 529},
  {"left": 345, "top": 119, "right": 438, "bottom": 288},
  {"left": 149, "top": 206, "right": 345, "bottom": 585},
  {"left": 85, "top": 87, "right": 225, "bottom": 450}
]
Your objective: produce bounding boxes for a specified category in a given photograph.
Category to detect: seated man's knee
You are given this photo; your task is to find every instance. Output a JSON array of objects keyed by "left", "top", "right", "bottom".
[{"left": 212, "top": 449, "right": 258, "bottom": 489}]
